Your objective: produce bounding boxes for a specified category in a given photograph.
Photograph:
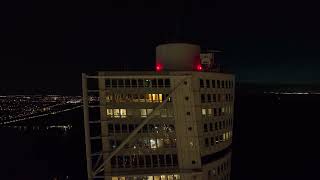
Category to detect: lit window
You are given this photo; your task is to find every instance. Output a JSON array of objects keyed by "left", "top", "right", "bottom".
[
  {"left": 202, "top": 109, "right": 206, "bottom": 116},
  {"left": 157, "top": 138, "right": 164, "bottom": 148},
  {"left": 161, "top": 175, "right": 166, "bottom": 180},
  {"left": 150, "top": 139, "right": 157, "bottom": 149},
  {"left": 120, "top": 109, "right": 126, "bottom": 118},
  {"left": 146, "top": 94, "right": 152, "bottom": 102},
  {"left": 207, "top": 108, "right": 212, "bottom": 116},
  {"left": 107, "top": 109, "right": 113, "bottom": 117},
  {"left": 113, "top": 109, "right": 120, "bottom": 118},
  {"left": 159, "top": 94, "right": 163, "bottom": 102},
  {"left": 140, "top": 109, "right": 147, "bottom": 117},
  {"left": 152, "top": 94, "right": 159, "bottom": 102},
  {"left": 106, "top": 94, "right": 112, "bottom": 102},
  {"left": 148, "top": 176, "right": 153, "bottom": 180}
]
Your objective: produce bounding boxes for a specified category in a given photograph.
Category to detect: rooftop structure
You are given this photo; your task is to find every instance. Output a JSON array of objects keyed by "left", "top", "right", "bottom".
[{"left": 82, "top": 43, "right": 235, "bottom": 180}]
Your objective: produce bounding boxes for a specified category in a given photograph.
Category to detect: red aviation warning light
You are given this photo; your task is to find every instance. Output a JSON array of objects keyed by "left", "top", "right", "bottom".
[
  {"left": 156, "top": 63, "right": 163, "bottom": 72},
  {"left": 196, "top": 64, "right": 203, "bottom": 71}
]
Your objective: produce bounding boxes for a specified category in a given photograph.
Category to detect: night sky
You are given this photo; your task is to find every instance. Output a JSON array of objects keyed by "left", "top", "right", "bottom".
[{"left": 1, "top": 0, "right": 320, "bottom": 94}]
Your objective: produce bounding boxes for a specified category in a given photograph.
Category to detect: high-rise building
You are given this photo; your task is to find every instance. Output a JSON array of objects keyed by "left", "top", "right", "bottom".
[{"left": 82, "top": 43, "right": 234, "bottom": 180}]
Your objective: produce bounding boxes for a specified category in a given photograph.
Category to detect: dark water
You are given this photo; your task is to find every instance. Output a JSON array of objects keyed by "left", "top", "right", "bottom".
[{"left": 1, "top": 93, "right": 320, "bottom": 179}]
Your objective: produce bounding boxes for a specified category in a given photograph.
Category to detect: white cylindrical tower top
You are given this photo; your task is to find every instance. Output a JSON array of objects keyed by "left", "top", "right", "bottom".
[{"left": 156, "top": 43, "right": 201, "bottom": 71}]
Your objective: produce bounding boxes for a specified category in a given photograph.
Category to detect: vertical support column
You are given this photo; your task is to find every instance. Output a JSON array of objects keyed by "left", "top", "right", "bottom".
[
  {"left": 82, "top": 73, "right": 93, "bottom": 180},
  {"left": 172, "top": 76, "right": 202, "bottom": 180}
]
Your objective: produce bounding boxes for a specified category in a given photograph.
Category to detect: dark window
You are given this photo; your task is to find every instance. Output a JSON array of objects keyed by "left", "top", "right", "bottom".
[
  {"left": 204, "top": 124, "right": 208, "bottom": 132},
  {"left": 200, "top": 79, "right": 204, "bottom": 88},
  {"left": 121, "top": 124, "right": 128, "bottom": 133},
  {"left": 142, "top": 125, "right": 148, "bottom": 133},
  {"left": 210, "top": 123, "right": 213, "bottom": 131},
  {"left": 131, "top": 155, "right": 138, "bottom": 168},
  {"left": 205, "top": 138, "right": 209, "bottom": 147},
  {"left": 219, "top": 121, "right": 222, "bottom": 130},
  {"left": 159, "top": 155, "right": 165, "bottom": 167},
  {"left": 169, "top": 124, "right": 175, "bottom": 131},
  {"left": 131, "top": 79, "right": 137, "bottom": 87},
  {"left": 158, "top": 79, "right": 164, "bottom": 87},
  {"left": 138, "top": 79, "right": 144, "bottom": 87},
  {"left": 215, "top": 122, "right": 218, "bottom": 130},
  {"left": 172, "top": 154, "right": 178, "bottom": 166},
  {"left": 118, "top": 79, "right": 124, "bottom": 87},
  {"left": 111, "top": 156, "right": 117, "bottom": 168},
  {"left": 145, "top": 155, "right": 152, "bottom": 167},
  {"left": 192, "top": 160, "right": 196, "bottom": 164},
  {"left": 111, "top": 79, "right": 117, "bottom": 88},
  {"left": 217, "top": 80, "right": 220, "bottom": 88},
  {"left": 109, "top": 139, "right": 116, "bottom": 149},
  {"left": 129, "top": 124, "right": 134, "bottom": 133},
  {"left": 212, "top": 80, "right": 216, "bottom": 88},
  {"left": 218, "top": 108, "right": 222, "bottom": 116},
  {"left": 117, "top": 156, "right": 124, "bottom": 168},
  {"left": 115, "top": 124, "right": 120, "bottom": 133},
  {"left": 214, "top": 108, "right": 217, "bottom": 116},
  {"left": 223, "top": 121, "right": 226, "bottom": 129},
  {"left": 206, "top": 80, "right": 210, "bottom": 88},
  {"left": 152, "top": 155, "right": 158, "bottom": 167},
  {"left": 212, "top": 94, "right": 216, "bottom": 102},
  {"left": 185, "top": 96, "right": 189, "bottom": 101},
  {"left": 108, "top": 124, "right": 114, "bottom": 134},
  {"left": 201, "top": 94, "right": 206, "bottom": 103},
  {"left": 188, "top": 127, "right": 192, "bottom": 131},
  {"left": 211, "top": 137, "right": 214, "bottom": 145},
  {"left": 221, "top": 80, "right": 225, "bottom": 88},
  {"left": 125, "top": 79, "right": 130, "bottom": 88},
  {"left": 124, "top": 156, "right": 130, "bottom": 168},
  {"left": 152, "top": 79, "right": 157, "bottom": 88},
  {"left": 164, "top": 79, "right": 170, "bottom": 87},
  {"left": 186, "top": 112, "right": 191, "bottom": 115},
  {"left": 207, "top": 94, "right": 212, "bottom": 102},
  {"left": 138, "top": 155, "right": 145, "bottom": 168},
  {"left": 166, "top": 154, "right": 172, "bottom": 166},
  {"left": 106, "top": 79, "right": 111, "bottom": 87},
  {"left": 149, "top": 124, "right": 155, "bottom": 132}
]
